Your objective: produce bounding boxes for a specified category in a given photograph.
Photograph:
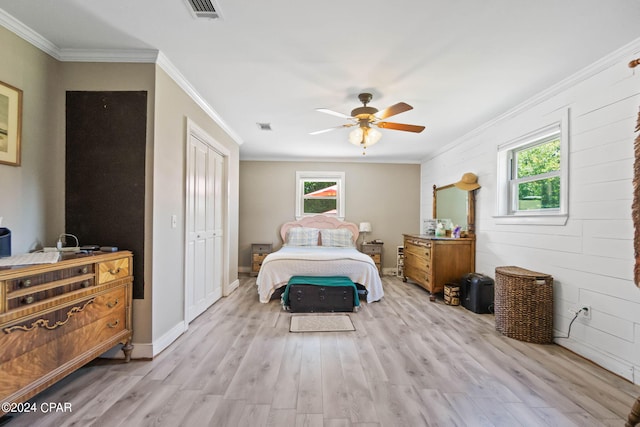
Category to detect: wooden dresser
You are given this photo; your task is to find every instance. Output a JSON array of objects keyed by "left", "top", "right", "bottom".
[
  {"left": 402, "top": 234, "right": 475, "bottom": 301},
  {"left": 0, "top": 251, "right": 133, "bottom": 414}
]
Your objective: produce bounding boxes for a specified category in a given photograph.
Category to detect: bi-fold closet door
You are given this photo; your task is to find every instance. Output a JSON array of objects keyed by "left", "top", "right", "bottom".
[{"left": 185, "top": 130, "right": 224, "bottom": 323}]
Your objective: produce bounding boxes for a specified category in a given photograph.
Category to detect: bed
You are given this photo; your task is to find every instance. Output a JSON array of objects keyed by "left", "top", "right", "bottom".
[{"left": 255, "top": 215, "right": 384, "bottom": 304}]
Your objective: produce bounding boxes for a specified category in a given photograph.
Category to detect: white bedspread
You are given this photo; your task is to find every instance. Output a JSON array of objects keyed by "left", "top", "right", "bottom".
[{"left": 256, "top": 246, "right": 384, "bottom": 303}]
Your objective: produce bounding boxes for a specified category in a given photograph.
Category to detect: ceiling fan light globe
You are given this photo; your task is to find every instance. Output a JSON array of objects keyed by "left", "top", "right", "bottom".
[
  {"left": 348, "top": 127, "right": 364, "bottom": 145},
  {"left": 363, "top": 128, "right": 382, "bottom": 147},
  {"left": 349, "top": 127, "right": 381, "bottom": 147}
]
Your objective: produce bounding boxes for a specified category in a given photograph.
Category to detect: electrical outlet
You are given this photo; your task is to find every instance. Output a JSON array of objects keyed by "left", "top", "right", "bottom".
[{"left": 579, "top": 305, "right": 591, "bottom": 320}]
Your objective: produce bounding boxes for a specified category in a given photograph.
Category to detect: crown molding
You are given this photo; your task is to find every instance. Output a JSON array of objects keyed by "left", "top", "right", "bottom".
[
  {"left": 0, "top": 7, "right": 60, "bottom": 59},
  {"left": 155, "top": 52, "right": 243, "bottom": 145},
  {"left": 58, "top": 48, "right": 159, "bottom": 63},
  {"left": 422, "top": 36, "right": 640, "bottom": 163},
  {"left": 0, "top": 8, "right": 242, "bottom": 146}
]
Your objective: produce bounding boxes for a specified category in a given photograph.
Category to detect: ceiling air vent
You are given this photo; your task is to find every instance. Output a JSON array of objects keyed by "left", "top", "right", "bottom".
[{"left": 184, "top": 0, "right": 222, "bottom": 19}]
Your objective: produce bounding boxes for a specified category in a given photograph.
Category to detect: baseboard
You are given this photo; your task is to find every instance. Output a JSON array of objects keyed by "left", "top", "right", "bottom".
[
  {"left": 555, "top": 336, "right": 636, "bottom": 384},
  {"left": 224, "top": 278, "right": 239, "bottom": 296},
  {"left": 238, "top": 266, "right": 251, "bottom": 274},
  {"left": 151, "top": 321, "right": 188, "bottom": 357},
  {"left": 382, "top": 268, "right": 398, "bottom": 276}
]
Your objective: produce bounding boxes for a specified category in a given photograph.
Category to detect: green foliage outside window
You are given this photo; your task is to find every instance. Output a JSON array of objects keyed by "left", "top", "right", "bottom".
[
  {"left": 515, "top": 139, "right": 560, "bottom": 210},
  {"left": 303, "top": 181, "right": 337, "bottom": 214}
]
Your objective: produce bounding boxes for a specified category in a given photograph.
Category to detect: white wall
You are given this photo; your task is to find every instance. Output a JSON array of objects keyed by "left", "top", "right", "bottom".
[{"left": 421, "top": 39, "right": 640, "bottom": 383}]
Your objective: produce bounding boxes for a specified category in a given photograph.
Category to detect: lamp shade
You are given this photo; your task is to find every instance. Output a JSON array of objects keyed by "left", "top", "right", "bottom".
[{"left": 359, "top": 222, "right": 372, "bottom": 233}]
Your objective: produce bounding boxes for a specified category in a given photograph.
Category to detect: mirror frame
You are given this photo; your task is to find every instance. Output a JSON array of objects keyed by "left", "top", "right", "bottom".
[{"left": 433, "top": 184, "right": 476, "bottom": 236}]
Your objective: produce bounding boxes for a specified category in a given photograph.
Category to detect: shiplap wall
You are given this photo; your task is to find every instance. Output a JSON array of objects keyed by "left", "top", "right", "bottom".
[{"left": 421, "top": 41, "right": 640, "bottom": 383}]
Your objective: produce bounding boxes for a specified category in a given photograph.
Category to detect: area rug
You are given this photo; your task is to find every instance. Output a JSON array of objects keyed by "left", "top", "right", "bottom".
[{"left": 289, "top": 314, "right": 355, "bottom": 332}]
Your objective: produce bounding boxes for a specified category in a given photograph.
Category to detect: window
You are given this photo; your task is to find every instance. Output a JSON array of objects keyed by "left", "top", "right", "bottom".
[
  {"left": 295, "top": 171, "right": 345, "bottom": 220},
  {"left": 496, "top": 110, "right": 568, "bottom": 225},
  {"left": 512, "top": 136, "right": 560, "bottom": 211}
]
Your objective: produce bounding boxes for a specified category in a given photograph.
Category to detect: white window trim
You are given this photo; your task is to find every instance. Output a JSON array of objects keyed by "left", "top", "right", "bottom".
[
  {"left": 495, "top": 109, "right": 569, "bottom": 226},
  {"left": 295, "top": 171, "right": 345, "bottom": 221}
]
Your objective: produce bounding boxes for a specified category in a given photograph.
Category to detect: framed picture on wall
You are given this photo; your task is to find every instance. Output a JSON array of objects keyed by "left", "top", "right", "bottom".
[{"left": 0, "top": 80, "right": 23, "bottom": 166}]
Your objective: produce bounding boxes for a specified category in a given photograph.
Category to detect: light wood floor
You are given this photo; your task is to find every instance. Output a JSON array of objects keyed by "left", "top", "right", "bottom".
[{"left": 4, "top": 275, "right": 640, "bottom": 427}]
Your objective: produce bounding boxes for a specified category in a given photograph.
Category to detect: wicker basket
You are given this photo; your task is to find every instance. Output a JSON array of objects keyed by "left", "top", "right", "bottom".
[{"left": 494, "top": 266, "right": 553, "bottom": 344}]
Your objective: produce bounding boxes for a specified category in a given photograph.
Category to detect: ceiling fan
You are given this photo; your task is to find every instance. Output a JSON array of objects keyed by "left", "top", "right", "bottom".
[{"left": 310, "top": 93, "right": 425, "bottom": 152}]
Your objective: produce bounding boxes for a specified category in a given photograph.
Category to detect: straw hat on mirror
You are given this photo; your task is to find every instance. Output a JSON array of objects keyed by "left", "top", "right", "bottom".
[{"left": 454, "top": 172, "right": 480, "bottom": 191}]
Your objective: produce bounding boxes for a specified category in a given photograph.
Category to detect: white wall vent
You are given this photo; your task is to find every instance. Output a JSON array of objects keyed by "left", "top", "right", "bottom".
[{"left": 184, "top": 0, "right": 223, "bottom": 19}]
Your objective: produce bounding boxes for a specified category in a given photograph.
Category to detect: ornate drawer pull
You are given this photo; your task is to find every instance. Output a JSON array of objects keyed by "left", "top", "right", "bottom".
[
  {"left": 22, "top": 296, "right": 35, "bottom": 305},
  {"left": 109, "top": 267, "right": 121, "bottom": 275},
  {"left": 81, "top": 280, "right": 91, "bottom": 288},
  {"left": 107, "top": 319, "right": 120, "bottom": 328},
  {"left": 106, "top": 298, "right": 119, "bottom": 308},
  {"left": 4, "top": 299, "right": 95, "bottom": 334},
  {"left": 20, "top": 279, "right": 32, "bottom": 288},
  {"left": 79, "top": 267, "right": 89, "bottom": 274}
]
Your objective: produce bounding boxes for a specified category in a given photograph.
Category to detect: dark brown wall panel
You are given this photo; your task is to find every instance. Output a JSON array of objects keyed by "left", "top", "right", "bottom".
[{"left": 66, "top": 91, "right": 146, "bottom": 299}]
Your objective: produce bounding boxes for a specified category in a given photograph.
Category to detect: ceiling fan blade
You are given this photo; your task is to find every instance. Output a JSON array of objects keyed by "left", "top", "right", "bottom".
[
  {"left": 377, "top": 122, "right": 426, "bottom": 133},
  {"left": 316, "top": 108, "right": 353, "bottom": 119},
  {"left": 309, "top": 124, "right": 355, "bottom": 135},
  {"left": 375, "top": 102, "right": 413, "bottom": 120}
]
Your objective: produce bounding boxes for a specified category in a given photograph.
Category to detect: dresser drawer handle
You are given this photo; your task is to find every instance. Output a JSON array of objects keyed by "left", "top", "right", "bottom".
[
  {"left": 22, "top": 296, "right": 35, "bottom": 305},
  {"left": 109, "top": 268, "right": 122, "bottom": 275},
  {"left": 79, "top": 266, "right": 89, "bottom": 274},
  {"left": 81, "top": 280, "right": 91, "bottom": 288},
  {"left": 106, "top": 298, "right": 120, "bottom": 308},
  {"left": 107, "top": 319, "right": 120, "bottom": 328},
  {"left": 20, "top": 279, "right": 32, "bottom": 288}
]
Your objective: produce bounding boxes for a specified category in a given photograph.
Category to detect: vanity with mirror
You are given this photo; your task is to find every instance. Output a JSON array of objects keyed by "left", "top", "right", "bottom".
[{"left": 403, "top": 173, "right": 479, "bottom": 301}]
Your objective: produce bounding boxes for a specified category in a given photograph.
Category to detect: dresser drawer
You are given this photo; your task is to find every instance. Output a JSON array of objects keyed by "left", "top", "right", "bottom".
[
  {"left": 98, "top": 257, "right": 130, "bottom": 284},
  {"left": 251, "top": 243, "right": 272, "bottom": 254},
  {"left": 404, "top": 243, "right": 431, "bottom": 260},
  {"left": 6, "top": 276, "right": 95, "bottom": 310},
  {"left": 252, "top": 253, "right": 268, "bottom": 263},
  {"left": 5, "top": 263, "right": 95, "bottom": 293},
  {"left": 368, "top": 253, "right": 381, "bottom": 263},
  {"left": 0, "top": 289, "right": 128, "bottom": 399},
  {"left": 361, "top": 244, "right": 382, "bottom": 254},
  {"left": 0, "top": 287, "right": 127, "bottom": 357}
]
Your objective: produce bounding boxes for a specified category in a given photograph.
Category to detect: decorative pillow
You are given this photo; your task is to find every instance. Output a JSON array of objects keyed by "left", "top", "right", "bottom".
[
  {"left": 286, "top": 227, "right": 319, "bottom": 246},
  {"left": 320, "top": 228, "right": 354, "bottom": 247}
]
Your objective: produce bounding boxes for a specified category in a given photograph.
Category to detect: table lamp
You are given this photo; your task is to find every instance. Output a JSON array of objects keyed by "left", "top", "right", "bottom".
[{"left": 359, "top": 222, "right": 372, "bottom": 244}]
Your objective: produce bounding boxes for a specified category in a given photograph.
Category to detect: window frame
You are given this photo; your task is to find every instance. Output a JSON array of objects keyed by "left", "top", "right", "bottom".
[
  {"left": 495, "top": 109, "right": 569, "bottom": 225},
  {"left": 295, "top": 171, "right": 345, "bottom": 220}
]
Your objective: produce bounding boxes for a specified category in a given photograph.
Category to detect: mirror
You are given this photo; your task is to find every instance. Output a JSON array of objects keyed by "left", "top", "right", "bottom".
[{"left": 433, "top": 182, "right": 477, "bottom": 236}]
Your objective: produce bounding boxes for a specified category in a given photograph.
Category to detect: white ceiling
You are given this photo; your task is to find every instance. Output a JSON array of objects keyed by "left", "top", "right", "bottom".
[{"left": 1, "top": 0, "right": 640, "bottom": 163}]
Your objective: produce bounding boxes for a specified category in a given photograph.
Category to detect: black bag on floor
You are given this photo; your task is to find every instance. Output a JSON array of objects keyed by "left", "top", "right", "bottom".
[{"left": 460, "top": 273, "right": 494, "bottom": 314}]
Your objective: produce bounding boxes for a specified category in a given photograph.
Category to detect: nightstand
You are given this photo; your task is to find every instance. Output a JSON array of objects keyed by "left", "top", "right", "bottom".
[
  {"left": 251, "top": 243, "right": 272, "bottom": 276},
  {"left": 360, "top": 242, "right": 383, "bottom": 275}
]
